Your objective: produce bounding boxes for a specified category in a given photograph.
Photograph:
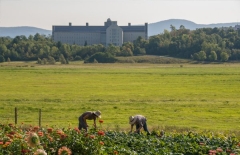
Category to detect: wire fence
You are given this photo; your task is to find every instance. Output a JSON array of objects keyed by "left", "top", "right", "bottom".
[
  {"left": 1, "top": 107, "right": 78, "bottom": 128},
  {"left": 12, "top": 107, "right": 42, "bottom": 126},
  {"left": 1, "top": 108, "right": 129, "bottom": 130}
]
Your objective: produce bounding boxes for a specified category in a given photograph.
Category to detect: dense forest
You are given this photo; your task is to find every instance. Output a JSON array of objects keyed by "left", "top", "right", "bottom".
[{"left": 0, "top": 25, "right": 240, "bottom": 63}]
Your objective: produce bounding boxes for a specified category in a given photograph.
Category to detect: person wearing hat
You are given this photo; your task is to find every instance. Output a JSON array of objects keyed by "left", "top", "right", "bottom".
[
  {"left": 78, "top": 110, "right": 101, "bottom": 131},
  {"left": 129, "top": 115, "right": 150, "bottom": 135}
]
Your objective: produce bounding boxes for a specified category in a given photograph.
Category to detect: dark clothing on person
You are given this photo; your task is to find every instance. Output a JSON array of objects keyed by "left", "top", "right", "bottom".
[
  {"left": 78, "top": 111, "right": 97, "bottom": 131},
  {"left": 136, "top": 121, "right": 150, "bottom": 135}
]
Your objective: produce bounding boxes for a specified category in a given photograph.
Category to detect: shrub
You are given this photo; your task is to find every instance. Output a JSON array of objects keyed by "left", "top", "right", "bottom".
[
  {"left": 84, "top": 52, "right": 117, "bottom": 63},
  {"left": 220, "top": 52, "right": 229, "bottom": 62},
  {"left": 59, "top": 54, "right": 67, "bottom": 64},
  {"left": 37, "top": 58, "right": 42, "bottom": 64},
  {"left": 48, "top": 56, "right": 56, "bottom": 64},
  {"left": 0, "top": 55, "right": 5, "bottom": 63},
  {"left": 208, "top": 51, "right": 217, "bottom": 61},
  {"left": 42, "top": 58, "right": 47, "bottom": 64},
  {"left": 134, "top": 47, "right": 146, "bottom": 55},
  {"left": 74, "top": 55, "right": 82, "bottom": 61}
]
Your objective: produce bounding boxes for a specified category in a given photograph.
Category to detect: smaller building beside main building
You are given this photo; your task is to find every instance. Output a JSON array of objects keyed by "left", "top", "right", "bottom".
[
  {"left": 234, "top": 25, "right": 240, "bottom": 31},
  {"left": 52, "top": 18, "right": 148, "bottom": 46}
]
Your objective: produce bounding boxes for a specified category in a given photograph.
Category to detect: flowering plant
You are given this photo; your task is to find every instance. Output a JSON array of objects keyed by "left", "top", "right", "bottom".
[{"left": 0, "top": 122, "right": 240, "bottom": 155}]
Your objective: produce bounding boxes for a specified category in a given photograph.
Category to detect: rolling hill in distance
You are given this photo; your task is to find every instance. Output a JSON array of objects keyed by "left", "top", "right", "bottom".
[
  {"left": 148, "top": 19, "right": 239, "bottom": 36},
  {"left": 0, "top": 26, "right": 52, "bottom": 38},
  {"left": 0, "top": 19, "right": 239, "bottom": 38}
]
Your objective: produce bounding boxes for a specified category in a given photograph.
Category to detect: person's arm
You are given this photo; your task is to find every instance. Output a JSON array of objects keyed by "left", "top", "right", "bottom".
[
  {"left": 130, "top": 124, "right": 134, "bottom": 132},
  {"left": 93, "top": 118, "right": 96, "bottom": 128},
  {"left": 135, "top": 126, "right": 143, "bottom": 133}
]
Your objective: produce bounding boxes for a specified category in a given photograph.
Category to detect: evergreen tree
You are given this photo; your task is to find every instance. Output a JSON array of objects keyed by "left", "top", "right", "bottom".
[
  {"left": 59, "top": 54, "right": 66, "bottom": 64},
  {"left": 37, "top": 58, "right": 42, "bottom": 64},
  {"left": 84, "top": 41, "right": 87, "bottom": 46}
]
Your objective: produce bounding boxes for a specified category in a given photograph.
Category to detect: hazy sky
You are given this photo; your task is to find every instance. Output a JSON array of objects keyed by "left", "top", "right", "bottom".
[{"left": 0, "top": 0, "right": 240, "bottom": 30}]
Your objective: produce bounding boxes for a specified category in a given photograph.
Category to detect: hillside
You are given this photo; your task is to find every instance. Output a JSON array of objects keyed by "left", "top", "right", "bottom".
[
  {"left": 148, "top": 19, "right": 238, "bottom": 36},
  {"left": 0, "top": 19, "right": 238, "bottom": 38},
  {"left": 0, "top": 26, "right": 52, "bottom": 38}
]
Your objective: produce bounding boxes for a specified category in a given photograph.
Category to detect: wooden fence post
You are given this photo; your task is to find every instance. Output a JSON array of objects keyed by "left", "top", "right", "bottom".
[
  {"left": 15, "top": 107, "right": 17, "bottom": 125},
  {"left": 39, "top": 109, "right": 41, "bottom": 127}
]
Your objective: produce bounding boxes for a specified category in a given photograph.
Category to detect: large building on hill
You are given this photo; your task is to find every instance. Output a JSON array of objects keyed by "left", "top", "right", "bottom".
[{"left": 52, "top": 18, "right": 148, "bottom": 46}]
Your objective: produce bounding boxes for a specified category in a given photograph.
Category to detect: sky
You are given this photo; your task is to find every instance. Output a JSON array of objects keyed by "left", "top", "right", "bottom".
[{"left": 0, "top": 0, "right": 240, "bottom": 30}]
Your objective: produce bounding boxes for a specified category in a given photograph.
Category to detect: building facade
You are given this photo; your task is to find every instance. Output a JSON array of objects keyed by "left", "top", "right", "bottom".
[
  {"left": 52, "top": 18, "right": 148, "bottom": 46},
  {"left": 234, "top": 25, "right": 240, "bottom": 31}
]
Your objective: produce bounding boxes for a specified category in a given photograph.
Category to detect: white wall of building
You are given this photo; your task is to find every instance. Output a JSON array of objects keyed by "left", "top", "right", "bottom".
[
  {"left": 53, "top": 32, "right": 101, "bottom": 45},
  {"left": 106, "top": 24, "right": 123, "bottom": 46}
]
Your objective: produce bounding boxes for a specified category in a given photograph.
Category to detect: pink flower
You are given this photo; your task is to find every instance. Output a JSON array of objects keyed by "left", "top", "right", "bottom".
[
  {"left": 89, "top": 135, "right": 95, "bottom": 139},
  {"left": 34, "top": 149, "right": 47, "bottom": 155},
  {"left": 3, "top": 141, "right": 11, "bottom": 148},
  {"left": 58, "top": 146, "right": 72, "bottom": 155},
  {"left": 38, "top": 131, "right": 44, "bottom": 137},
  {"left": 27, "top": 132, "right": 40, "bottom": 147},
  {"left": 216, "top": 148, "right": 223, "bottom": 152},
  {"left": 98, "top": 130, "right": 105, "bottom": 136},
  {"left": 60, "top": 134, "right": 67, "bottom": 140},
  {"left": 9, "top": 131, "right": 15, "bottom": 135},
  {"left": 208, "top": 150, "right": 216, "bottom": 154},
  {"left": 47, "top": 128, "right": 53, "bottom": 133},
  {"left": 21, "top": 149, "right": 29, "bottom": 154},
  {"left": 74, "top": 128, "right": 80, "bottom": 133},
  {"left": 33, "top": 126, "right": 40, "bottom": 132}
]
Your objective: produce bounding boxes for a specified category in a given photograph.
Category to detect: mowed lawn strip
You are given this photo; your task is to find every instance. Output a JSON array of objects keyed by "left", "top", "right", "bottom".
[{"left": 0, "top": 63, "right": 240, "bottom": 132}]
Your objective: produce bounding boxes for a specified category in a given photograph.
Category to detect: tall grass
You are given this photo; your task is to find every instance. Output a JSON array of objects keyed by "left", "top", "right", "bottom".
[{"left": 0, "top": 62, "right": 240, "bottom": 134}]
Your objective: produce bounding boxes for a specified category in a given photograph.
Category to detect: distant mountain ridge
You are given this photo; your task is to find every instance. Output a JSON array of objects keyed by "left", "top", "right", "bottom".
[
  {"left": 0, "top": 26, "right": 51, "bottom": 38},
  {"left": 0, "top": 19, "right": 239, "bottom": 38},
  {"left": 148, "top": 19, "right": 239, "bottom": 36}
]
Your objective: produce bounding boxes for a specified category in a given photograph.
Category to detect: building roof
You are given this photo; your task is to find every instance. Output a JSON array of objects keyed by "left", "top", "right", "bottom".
[
  {"left": 52, "top": 26, "right": 107, "bottom": 32},
  {"left": 120, "top": 26, "right": 146, "bottom": 32},
  {"left": 53, "top": 25, "right": 146, "bottom": 33}
]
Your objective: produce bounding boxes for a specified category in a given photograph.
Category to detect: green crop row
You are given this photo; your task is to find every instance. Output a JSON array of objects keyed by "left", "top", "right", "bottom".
[{"left": 0, "top": 123, "right": 240, "bottom": 155}]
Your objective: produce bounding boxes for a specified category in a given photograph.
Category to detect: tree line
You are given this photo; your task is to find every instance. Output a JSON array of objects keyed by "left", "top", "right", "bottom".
[
  {"left": 0, "top": 25, "right": 240, "bottom": 63},
  {"left": 146, "top": 25, "right": 240, "bottom": 61}
]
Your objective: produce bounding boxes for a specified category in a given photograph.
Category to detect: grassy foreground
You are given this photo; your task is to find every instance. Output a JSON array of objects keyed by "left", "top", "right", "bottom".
[{"left": 0, "top": 61, "right": 240, "bottom": 134}]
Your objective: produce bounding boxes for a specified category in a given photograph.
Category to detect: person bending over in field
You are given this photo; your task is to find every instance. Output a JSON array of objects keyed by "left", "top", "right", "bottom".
[
  {"left": 129, "top": 115, "right": 150, "bottom": 135},
  {"left": 78, "top": 110, "right": 101, "bottom": 131}
]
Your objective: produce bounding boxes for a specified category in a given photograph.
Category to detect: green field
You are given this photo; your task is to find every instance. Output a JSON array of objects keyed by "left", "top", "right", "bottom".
[{"left": 0, "top": 62, "right": 240, "bottom": 133}]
